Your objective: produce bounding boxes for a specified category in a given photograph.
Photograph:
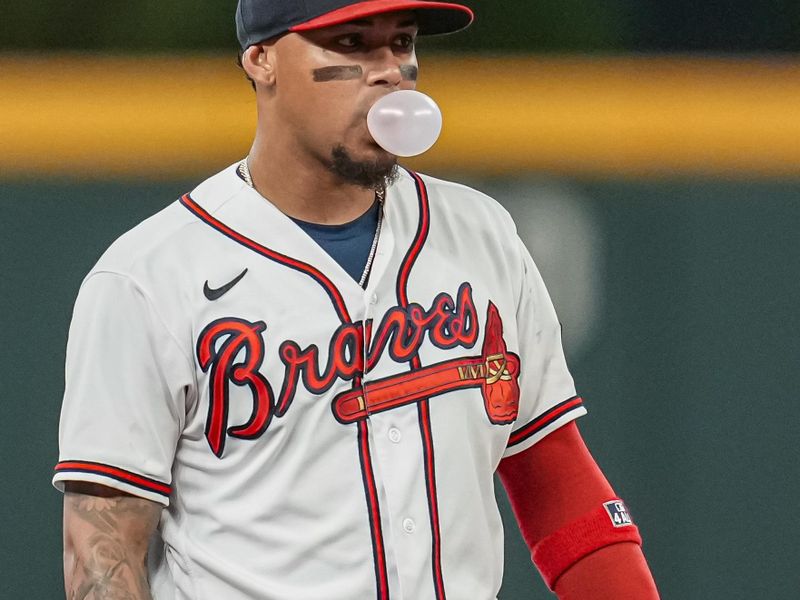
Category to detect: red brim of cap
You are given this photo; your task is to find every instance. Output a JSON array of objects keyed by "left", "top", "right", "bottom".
[{"left": 289, "top": 0, "right": 474, "bottom": 36}]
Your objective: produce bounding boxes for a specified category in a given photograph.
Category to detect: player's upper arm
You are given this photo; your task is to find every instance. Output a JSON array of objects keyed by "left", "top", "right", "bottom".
[
  {"left": 54, "top": 271, "right": 194, "bottom": 505},
  {"left": 63, "top": 482, "right": 161, "bottom": 599},
  {"left": 504, "top": 238, "right": 585, "bottom": 458},
  {"left": 498, "top": 421, "right": 614, "bottom": 545}
]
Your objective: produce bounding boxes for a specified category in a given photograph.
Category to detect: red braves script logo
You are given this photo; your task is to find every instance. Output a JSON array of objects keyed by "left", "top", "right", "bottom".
[{"left": 196, "top": 283, "right": 520, "bottom": 457}]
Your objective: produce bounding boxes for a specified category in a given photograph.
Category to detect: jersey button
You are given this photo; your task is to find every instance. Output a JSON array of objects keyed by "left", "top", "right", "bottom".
[
  {"left": 402, "top": 518, "right": 416, "bottom": 534},
  {"left": 370, "top": 293, "right": 378, "bottom": 305},
  {"left": 388, "top": 427, "right": 402, "bottom": 443}
]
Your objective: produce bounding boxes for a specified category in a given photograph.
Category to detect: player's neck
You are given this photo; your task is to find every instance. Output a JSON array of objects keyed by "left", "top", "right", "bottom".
[{"left": 247, "top": 134, "right": 377, "bottom": 226}]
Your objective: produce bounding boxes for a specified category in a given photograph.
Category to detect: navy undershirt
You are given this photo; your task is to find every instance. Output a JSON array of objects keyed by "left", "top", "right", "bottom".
[{"left": 291, "top": 199, "right": 380, "bottom": 285}]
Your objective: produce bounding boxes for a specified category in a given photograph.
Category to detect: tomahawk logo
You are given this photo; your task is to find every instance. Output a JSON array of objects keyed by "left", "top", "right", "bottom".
[{"left": 196, "top": 283, "right": 520, "bottom": 457}]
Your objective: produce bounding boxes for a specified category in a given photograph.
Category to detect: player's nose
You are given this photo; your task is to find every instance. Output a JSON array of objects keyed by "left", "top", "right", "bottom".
[{"left": 366, "top": 47, "right": 405, "bottom": 88}]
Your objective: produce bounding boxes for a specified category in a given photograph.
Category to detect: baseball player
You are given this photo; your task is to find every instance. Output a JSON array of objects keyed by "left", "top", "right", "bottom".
[{"left": 55, "top": 1, "right": 659, "bottom": 599}]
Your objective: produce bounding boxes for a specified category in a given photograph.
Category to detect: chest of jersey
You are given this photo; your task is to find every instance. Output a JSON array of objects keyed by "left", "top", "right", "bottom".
[
  {"left": 179, "top": 176, "right": 522, "bottom": 462},
  {"left": 163, "top": 171, "right": 523, "bottom": 600}
]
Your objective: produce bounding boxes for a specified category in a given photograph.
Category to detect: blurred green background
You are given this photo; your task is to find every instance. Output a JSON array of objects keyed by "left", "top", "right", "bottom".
[{"left": 2, "top": 1, "right": 799, "bottom": 599}]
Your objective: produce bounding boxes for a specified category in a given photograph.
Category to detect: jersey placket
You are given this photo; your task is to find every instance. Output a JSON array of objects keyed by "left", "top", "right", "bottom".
[{"left": 357, "top": 175, "right": 445, "bottom": 600}]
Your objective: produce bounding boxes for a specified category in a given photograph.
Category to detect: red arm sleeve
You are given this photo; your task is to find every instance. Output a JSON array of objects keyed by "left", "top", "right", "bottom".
[{"left": 497, "top": 421, "right": 659, "bottom": 598}]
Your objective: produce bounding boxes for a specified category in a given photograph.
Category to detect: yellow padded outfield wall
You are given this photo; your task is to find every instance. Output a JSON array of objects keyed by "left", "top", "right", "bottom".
[{"left": 2, "top": 54, "right": 799, "bottom": 179}]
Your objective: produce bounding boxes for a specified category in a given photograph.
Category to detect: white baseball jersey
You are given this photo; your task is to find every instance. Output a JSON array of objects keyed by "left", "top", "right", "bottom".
[{"left": 54, "top": 163, "right": 586, "bottom": 600}]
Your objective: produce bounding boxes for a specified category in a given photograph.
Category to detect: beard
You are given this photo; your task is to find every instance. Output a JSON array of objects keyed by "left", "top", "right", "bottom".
[{"left": 327, "top": 144, "right": 399, "bottom": 191}]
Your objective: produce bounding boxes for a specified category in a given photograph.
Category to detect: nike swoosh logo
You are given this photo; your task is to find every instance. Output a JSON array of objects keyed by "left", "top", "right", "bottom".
[{"left": 203, "top": 268, "right": 248, "bottom": 301}]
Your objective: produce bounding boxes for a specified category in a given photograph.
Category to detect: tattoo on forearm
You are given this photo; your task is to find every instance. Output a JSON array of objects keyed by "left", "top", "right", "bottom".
[{"left": 65, "top": 492, "right": 159, "bottom": 600}]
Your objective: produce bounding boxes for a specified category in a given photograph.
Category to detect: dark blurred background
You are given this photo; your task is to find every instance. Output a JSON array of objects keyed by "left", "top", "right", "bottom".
[
  {"left": 4, "top": 0, "right": 800, "bottom": 52},
  {"left": 2, "top": 2, "right": 799, "bottom": 599}
]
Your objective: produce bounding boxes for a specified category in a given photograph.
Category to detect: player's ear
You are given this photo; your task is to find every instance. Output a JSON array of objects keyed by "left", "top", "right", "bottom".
[{"left": 241, "top": 43, "right": 277, "bottom": 88}]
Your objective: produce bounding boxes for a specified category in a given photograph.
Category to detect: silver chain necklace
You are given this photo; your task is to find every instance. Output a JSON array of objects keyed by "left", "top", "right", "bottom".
[{"left": 239, "top": 158, "right": 384, "bottom": 288}]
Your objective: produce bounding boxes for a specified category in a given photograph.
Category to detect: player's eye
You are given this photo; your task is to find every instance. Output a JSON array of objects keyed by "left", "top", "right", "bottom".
[
  {"left": 336, "top": 34, "right": 362, "bottom": 49},
  {"left": 394, "top": 34, "right": 415, "bottom": 50}
]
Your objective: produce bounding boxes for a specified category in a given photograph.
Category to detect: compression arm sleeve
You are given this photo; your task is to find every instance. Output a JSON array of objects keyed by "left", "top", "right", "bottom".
[{"left": 497, "top": 421, "right": 659, "bottom": 598}]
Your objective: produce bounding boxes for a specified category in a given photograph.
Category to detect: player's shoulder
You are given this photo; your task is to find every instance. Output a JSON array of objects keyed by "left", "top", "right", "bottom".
[
  {"left": 401, "top": 170, "right": 517, "bottom": 235},
  {"left": 89, "top": 163, "right": 242, "bottom": 280}
]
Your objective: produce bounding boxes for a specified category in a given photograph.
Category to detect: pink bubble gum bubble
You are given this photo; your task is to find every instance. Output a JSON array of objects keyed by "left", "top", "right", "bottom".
[{"left": 367, "top": 90, "right": 443, "bottom": 157}]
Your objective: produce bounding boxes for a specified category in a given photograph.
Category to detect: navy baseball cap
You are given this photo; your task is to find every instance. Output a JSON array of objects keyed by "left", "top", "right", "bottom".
[{"left": 236, "top": 0, "right": 474, "bottom": 49}]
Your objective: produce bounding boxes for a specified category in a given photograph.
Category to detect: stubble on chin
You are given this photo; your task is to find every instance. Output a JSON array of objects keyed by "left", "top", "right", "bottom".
[{"left": 328, "top": 144, "right": 400, "bottom": 191}]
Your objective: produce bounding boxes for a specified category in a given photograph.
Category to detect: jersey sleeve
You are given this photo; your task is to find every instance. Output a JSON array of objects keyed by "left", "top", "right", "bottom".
[
  {"left": 53, "top": 271, "right": 195, "bottom": 506},
  {"left": 504, "top": 238, "right": 587, "bottom": 458}
]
